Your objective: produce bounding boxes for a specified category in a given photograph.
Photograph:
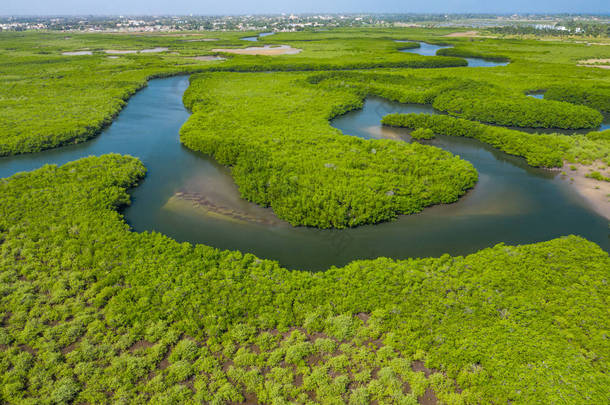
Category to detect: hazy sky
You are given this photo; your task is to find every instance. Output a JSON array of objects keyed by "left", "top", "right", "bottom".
[{"left": 1, "top": 0, "right": 609, "bottom": 16}]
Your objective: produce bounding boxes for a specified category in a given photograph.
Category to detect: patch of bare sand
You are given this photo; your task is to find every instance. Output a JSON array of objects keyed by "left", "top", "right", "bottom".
[
  {"left": 444, "top": 31, "right": 479, "bottom": 37},
  {"left": 581, "top": 41, "right": 610, "bottom": 46},
  {"left": 577, "top": 59, "right": 610, "bottom": 69},
  {"left": 559, "top": 161, "right": 610, "bottom": 219},
  {"left": 579, "top": 58, "right": 610, "bottom": 64},
  {"left": 212, "top": 45, "right": 302, "bottom": 55}
]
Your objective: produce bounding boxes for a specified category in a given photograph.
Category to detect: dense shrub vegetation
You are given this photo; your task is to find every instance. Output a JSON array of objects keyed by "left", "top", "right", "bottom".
[
  {"left": 3, "top": 29, "right": 610, "bottom": 156},
  {"left": 1, "top": 29, "right": 610, "bottom": 404},
  {"left": 382, "top": 114, "right": 610, "bottom": 167},
  {"left": 180, "top": 72, "right": 477, "bottom": 228},
  {"left": 0, "top": 67, "right": 189, "bottom": 156},
  {"left": 0, "top": 156, "right": 608, "bottom": 404},
  {"left": 435, "top": 46, "right": 510, "bottom": 62},
  {"left": 308, "top": 71, "right": 603, "bottom": 130},
  {"left": 0, "top": 31, "right": 471, "bottom": 156},
  {"left": 431, "top": 91, "right": 602, "bottom": 129},
  {"left": 545, "top": 84, "right": 610, "bottom": 113},
  {"left": 411, "top": 128, "right": 435, "bottom": 140}
]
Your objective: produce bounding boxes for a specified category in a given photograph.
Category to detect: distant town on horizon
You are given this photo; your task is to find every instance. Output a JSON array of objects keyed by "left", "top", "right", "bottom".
[{"left": 1, "top": 13, "right": 609, "bottom": 34}]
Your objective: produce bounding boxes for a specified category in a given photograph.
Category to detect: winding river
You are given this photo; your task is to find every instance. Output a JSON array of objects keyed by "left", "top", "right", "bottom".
[{"left": 0, "top": 76, "right": 608, "bottom": 270}]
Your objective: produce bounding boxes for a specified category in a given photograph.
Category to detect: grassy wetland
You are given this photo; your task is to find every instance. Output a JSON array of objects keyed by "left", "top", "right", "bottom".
[{"left": 0, "top": 25, "right": 609, "bottom": 404}]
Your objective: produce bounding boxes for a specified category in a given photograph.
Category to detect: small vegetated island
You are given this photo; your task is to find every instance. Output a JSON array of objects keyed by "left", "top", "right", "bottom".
[
  {"left": 0, "top": 27, "right": 609, "bottom": 404},
  {"left": 180, "top": 72, "right": 477, "bottom": 228}
]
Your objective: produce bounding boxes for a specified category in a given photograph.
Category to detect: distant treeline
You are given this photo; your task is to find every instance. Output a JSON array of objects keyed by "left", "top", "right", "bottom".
[{"left": 490, "top": 23, "right": 610, "bottom": 37}]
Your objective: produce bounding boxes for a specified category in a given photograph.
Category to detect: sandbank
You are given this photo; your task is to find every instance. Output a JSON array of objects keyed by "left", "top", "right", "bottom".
[
  {"left": 559, "top": 161, "right": 610, "bottom": 220},
  {"left": 191, "top": 55, "right": 226, "bottom": 61}
]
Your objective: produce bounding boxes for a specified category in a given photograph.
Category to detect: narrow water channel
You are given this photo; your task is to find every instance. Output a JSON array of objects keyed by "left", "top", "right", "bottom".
[
  {"left": 0, "top": 77, "right": 607, "bottom": 270},
  {"left": 397, "top": 40, "right": 509, "bottom": 67},
  {"left": 241, "top": 32, "right": 274, "bottom": 41}
]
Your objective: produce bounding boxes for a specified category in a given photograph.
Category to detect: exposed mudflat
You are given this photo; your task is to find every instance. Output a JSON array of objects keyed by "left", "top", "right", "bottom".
[
  {"left": 559, "top": 161, "right": 610, "bottom": 219},
  {"left": 164, "top": 193, "right": 282, "bottom": 226},
  {"left": 578, "top": 59, "right": 610, "bottom": 69}
]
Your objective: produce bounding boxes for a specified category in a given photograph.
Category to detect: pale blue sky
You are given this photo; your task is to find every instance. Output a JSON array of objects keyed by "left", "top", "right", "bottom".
[{"left": 1, "top": 0, "right": 608, "bottom": 16}]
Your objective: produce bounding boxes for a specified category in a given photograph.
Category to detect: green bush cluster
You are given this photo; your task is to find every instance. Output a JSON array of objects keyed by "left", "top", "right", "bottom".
[
  {"left": 0, "top": 56, "right": 198, "bottom": 156},
  {"left": 382, "top": 113, "right": 610, "bottom": 167},
  {"left": 411, "top": 128, "right": 435, "bottom": 140},
  {"left": 205, "top": 56, "right": 468, "bottom": 72},
  {"left": 432, "top": 91, "right": 603, "bottom": 129},
  {"left": 0, "top": 155, "right": 608, "bottom": 404},
  {"left": 0, "top": 32, "right": 468, "bottom": 156},
  {"left": 180, "top": 72, "right": 478, "bottom": 228},
  {"left": 2, "top": 29, "right": 610, "bottom": 404},
  {"left": 545, "top": 84, "right": 610, "bottom": 113},
  {"left": 586, "top": 171, "right": 610, "bottom": 182},
  {"left": 306, "top": 71, "right": 603, "bottom": 130},
  {"left": 3, "top": 30, "right": 610, "bottom": 157},
  {"left": 436, "top": 46, "right": 510, "bottom": 62},
  {"left": 306, "top": 71, "right": 482, "bottom": 105}
]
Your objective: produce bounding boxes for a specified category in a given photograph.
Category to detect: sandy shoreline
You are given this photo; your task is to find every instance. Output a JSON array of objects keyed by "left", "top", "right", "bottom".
[
  {"left": 579, "top": 58, "right": 610, "bottom": 64},
  {"left": 558, "top": 161, "right": 610, "bottom": 220},
  {"left": 444, "top": 31, "right": 479, "bottom": 37},
  {"left": 577, "top": 58, "right": 610, "bottom": 69}
]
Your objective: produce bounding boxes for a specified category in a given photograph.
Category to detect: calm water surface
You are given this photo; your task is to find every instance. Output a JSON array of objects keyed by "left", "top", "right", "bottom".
[
  {"left": 241, "top": 32, "right": 274, "bottom": 41},
  {"left": 0, "top": 77, "right": 607, "bottom": 270},
  {"left": 397, "top": 40, "right": 509, "bottom": 67}
]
